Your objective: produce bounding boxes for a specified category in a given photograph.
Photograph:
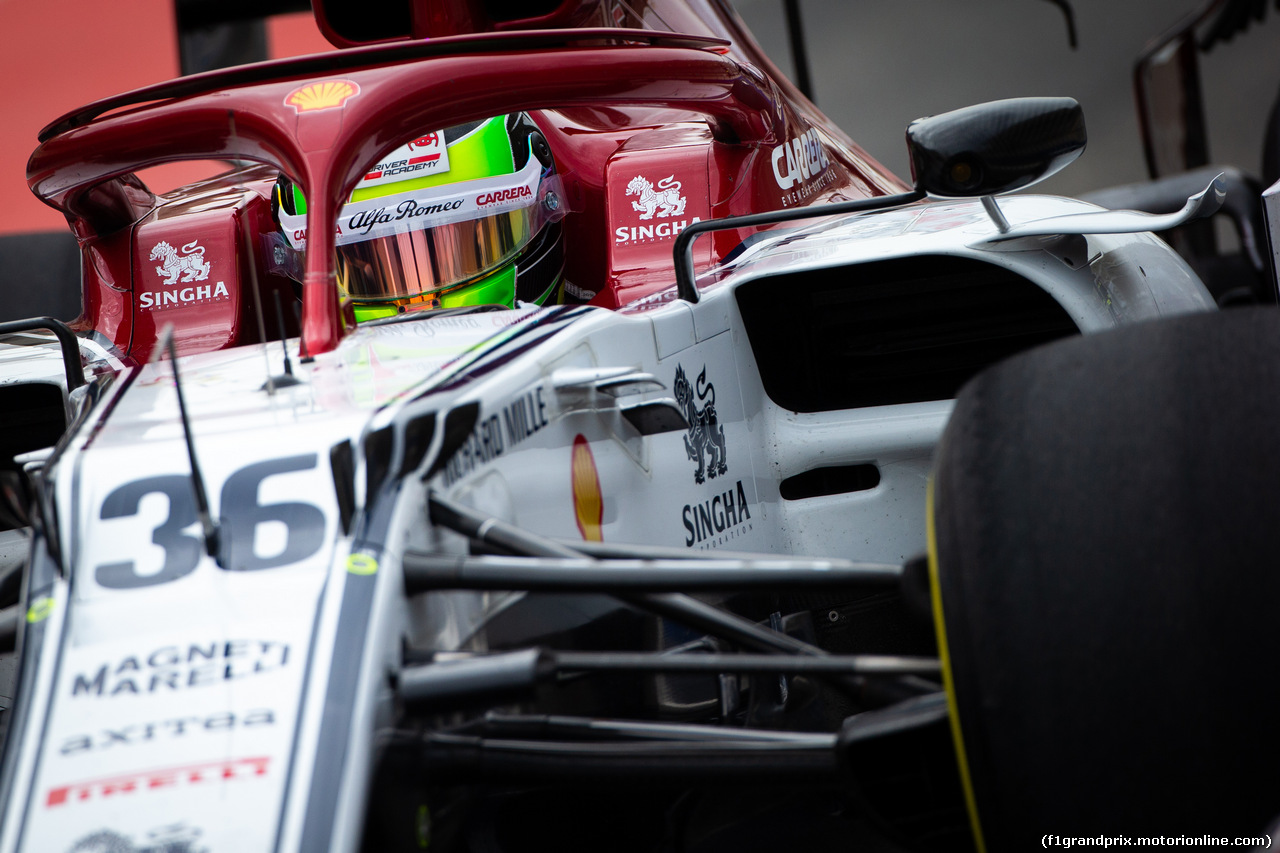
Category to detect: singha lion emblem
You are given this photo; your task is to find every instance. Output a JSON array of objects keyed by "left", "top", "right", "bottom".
[
  {"left": 675, "top": 364, "right": 728, "bottom": 485},
  {"left": 150, "top": 240, "right": 211, "bottom": 286},
  {"left": 626, "top": 174, "right": 687, "bottom": 220}
]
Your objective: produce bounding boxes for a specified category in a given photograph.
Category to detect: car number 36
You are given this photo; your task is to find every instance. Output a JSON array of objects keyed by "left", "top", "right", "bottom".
[{"left": 92, "top": 454, "right": 328, "bottom": 589}]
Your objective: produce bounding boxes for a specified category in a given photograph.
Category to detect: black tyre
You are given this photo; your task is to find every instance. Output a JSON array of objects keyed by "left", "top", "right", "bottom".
[{"left": 930, "top": 308, "right": 1280, "bottom": 849}]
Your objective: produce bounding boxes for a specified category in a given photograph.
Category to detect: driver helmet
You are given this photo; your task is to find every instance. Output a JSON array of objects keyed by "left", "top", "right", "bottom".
[{"left": 272, "top": 113, "right": 566, "bottom": 322}]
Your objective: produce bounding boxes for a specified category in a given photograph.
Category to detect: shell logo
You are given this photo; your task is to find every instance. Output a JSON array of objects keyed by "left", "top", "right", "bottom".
[
  {"left": 571, "top": 434, "right": 604, "bottom": 542},
  {"left": 285, "top": 80, "right": 360, "bottom": 113}
]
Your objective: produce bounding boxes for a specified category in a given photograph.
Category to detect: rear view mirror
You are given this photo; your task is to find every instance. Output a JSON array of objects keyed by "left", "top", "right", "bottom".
[{"left": 906, "top": 97, "right": 1086, "bottom": 198}]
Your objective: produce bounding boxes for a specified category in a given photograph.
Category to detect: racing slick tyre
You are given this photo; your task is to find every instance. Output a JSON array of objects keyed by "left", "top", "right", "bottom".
[{"left": 929, "top": 308, "right": 1280, "bottom": 850}]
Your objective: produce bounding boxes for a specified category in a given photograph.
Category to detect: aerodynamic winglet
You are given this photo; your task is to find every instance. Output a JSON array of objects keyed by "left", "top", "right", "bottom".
[{"left": 973, "top": 173, "right": 1227, "bottom": 245}]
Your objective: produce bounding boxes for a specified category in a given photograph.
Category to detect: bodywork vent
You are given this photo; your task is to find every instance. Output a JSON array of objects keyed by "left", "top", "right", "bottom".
[
  {"left": 735, "top": 255, "right": 1079, "bottom": 412},
  {"left": 0, "top": 381, "right": 65, "bottom": 530},
  {"left": 0, "top": 383, "right": 65, "bottom": 470}
]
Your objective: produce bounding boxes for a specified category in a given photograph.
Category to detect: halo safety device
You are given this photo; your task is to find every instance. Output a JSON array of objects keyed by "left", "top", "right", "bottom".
[{"left": 270, "top": 113, "right": 566, "bottom": 321}]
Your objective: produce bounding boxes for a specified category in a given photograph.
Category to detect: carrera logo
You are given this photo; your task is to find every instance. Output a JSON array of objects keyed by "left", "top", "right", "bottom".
[
  {"left": 772, "top": 128, "right": 831, "bottom": 191},
  {"left": 70, "top": 640, "right": 289, "bottom": 698},
  {"left": 477, "top": 185, "right": 532, "bottom": 207},
  {"left": 46, "top": 756, "right": 269, "bottom": 808},
  {"left": 285, "top": 80, "right": 359, "bottom": 112},
  {"left": 364, "top": 155, "right": 440, "bottom": 182},
  {"left": 60, "top": 708, "right": 275, "bottom": 755},
  {"left": 286, "top": 222, "right": 345, "bottom": 249}
]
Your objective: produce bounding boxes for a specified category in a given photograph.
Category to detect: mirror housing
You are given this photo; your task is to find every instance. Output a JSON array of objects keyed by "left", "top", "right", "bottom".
[{"left": 906, "top": 97, "right": 1086, "bottom": 197}]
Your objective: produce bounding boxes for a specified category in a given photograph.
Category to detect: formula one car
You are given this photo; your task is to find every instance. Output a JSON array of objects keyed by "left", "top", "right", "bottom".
[{"left": 0, "top": 0, "right": 1272, "bottom": 851}]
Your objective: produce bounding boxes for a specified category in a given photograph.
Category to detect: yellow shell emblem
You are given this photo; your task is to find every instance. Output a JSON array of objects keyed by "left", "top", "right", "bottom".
[
  {"left": 285, "top": 80, "right": 360, "bottom": 113},
  {"left": 571, "top": 434, "right": 604, "bottom": 542}
]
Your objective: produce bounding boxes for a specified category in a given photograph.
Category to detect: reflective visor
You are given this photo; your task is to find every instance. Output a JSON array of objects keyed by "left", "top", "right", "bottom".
[
  {"left": 335, "top": 202, "right": 532, "bottom": 302},
  {"left": 275, "top": 156, "right": 558, "bottom": 302}
]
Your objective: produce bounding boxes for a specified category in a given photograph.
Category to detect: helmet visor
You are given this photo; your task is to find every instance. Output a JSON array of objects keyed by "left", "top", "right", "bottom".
[
  {"left": 275, "top": 154, "right": 562, "bottom": 303},
  {"left": 335, "top": 200, "right": 533, "bottom": 302}
]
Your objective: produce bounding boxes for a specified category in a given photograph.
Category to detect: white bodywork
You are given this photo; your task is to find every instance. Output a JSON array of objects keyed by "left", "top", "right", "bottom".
[{"left": 0, "top": 194, "right": 1213, "bottom": 851}]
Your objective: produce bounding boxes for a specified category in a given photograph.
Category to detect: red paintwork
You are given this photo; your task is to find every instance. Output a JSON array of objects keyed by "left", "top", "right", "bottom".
[
  {"left": 126, "top": 171, "right": 301, "bottom": 358},
  {"left": 599, "top": 126, "right": 714, "bottom": 305},
  {"left": 0, "top": 4, "right": 334, "bottom": 237},
  {"left": 63, "top": 171, "right": 298, "bottom": 361},
  {"left": 314, "top": 0, "right": 608, "bottom": 43},
  {"left": 26, "top": 1, "right": 906, "bottom": 361},
  {"left": 80, "top": 233, "right": 134, "bottom": 354}
]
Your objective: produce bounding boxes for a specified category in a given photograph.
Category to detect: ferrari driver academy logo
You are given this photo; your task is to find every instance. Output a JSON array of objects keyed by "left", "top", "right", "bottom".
[
  {"left": 361, "top": 132, "right": 450, "bottom": 189},
  {"left": 284, "top": 80, "right": 360, "bottom": 112}
]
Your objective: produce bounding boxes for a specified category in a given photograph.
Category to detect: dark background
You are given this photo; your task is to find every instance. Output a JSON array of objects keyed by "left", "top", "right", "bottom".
[
  {"left": 6, "top": 0, "right": 1279, "bottom": 322},
  {"left": 733, "top": 0, "right": 1280, "bottom": 197}
]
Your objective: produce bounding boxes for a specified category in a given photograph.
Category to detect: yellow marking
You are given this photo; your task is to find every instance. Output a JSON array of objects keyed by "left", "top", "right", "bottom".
[
  {"left": 285, "top": 80, "right": 359, "bottom": 112},
  {"left": 346, "top": 554, "right": 379, "bottom": 576},
  {"left": 571, "top": 436, "right": 604, "bottom": 542},
  {"left": 27, "top": 596, "right": 54, "bottom": 623},
  {"left": 416, "top": 803, "right": 431, "bottom": 849},
  {"left": 927, "top": 477, "right": 987, "bottom": 853}
]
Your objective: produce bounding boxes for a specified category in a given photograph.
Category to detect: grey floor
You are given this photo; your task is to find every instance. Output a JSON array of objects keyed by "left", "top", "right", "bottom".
[{"left": 731, "top": 0, "right": 1280, "bottom": 198}]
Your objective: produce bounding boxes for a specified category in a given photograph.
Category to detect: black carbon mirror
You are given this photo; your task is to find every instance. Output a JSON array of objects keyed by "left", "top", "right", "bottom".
[{"left": 906, "top": 97, "right": 1086, "bottom": 198}]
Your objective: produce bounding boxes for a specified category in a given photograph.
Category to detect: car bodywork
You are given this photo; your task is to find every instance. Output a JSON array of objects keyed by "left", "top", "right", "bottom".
[{"left": 0, "top": 1, "right": 1231, "bottom": 850}]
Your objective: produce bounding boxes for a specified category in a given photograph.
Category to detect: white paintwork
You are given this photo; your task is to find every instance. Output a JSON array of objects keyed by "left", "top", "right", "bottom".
[{"left": 0, "top": 192, "right": 1216, "bottom": 852}]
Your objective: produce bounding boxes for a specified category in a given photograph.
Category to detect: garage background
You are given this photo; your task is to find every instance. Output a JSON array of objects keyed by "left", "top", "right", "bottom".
[
  {"left": 734, "top": 0, "right": 1280, "bottom": 196},
  {"left": 1, "top": 0, "right": 1276, "bottom": 320}
]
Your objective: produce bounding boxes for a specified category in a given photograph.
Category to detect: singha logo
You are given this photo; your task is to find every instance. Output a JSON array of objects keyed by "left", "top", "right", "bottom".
[
  {"left": 674, "top": 364, "right": 728, "bottom": 485},
  {"left": 627, "top": 174, "right": 687, "bottom": 220},
  {"left": 150, "top": 240, "right": 211, "bottom": 286}
]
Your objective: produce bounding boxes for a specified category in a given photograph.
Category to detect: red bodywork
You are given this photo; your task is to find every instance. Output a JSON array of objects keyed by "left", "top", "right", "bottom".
[{"left": 27, "top": 0, "right": 904, "bottom": 361}]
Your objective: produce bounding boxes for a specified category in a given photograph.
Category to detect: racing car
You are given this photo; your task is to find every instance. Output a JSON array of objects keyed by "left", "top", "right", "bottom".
[{"left": 0, "top": 0, "right": 1271, "bottom": 850}]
